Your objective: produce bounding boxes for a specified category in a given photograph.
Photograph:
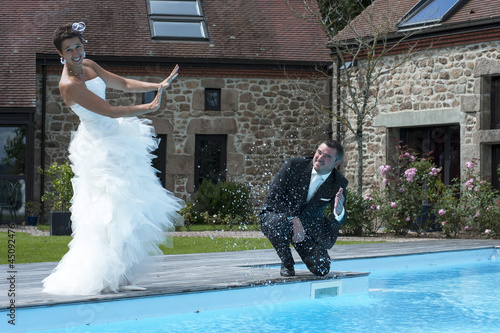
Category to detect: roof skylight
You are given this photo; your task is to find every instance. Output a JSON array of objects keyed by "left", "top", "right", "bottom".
[
  {"left": 399, "top": 0, "right": 466, "bottom": 28},
  {"left": 148, "top": 0, "right": 208, "bottom": 40}
]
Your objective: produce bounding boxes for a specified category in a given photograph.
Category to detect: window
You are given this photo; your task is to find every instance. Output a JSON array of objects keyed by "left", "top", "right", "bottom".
[
  {"left": 143, "top": 91, "right": 157, "bottom": 104},
  {"left": 194, "top": 135, "right": 227, "bottom": 188},
  {"left": 205, "top": 88, "right": 221, "bottom": 111},
  {"left": 401, "top": 125, "right": 460, "bottom": 184},
  {"left": 152, "top": 134, "right": 167, "bottom": 188},
  {"left": 0, "top": 125, "right": 27, "bottom": 222},
  {"left": 492, "top": 77, "right": 500, "bottom": 129},
  {"left": 398, "top": 0, "right": 466, "bottom": 28},
  {"left": 148, "top": 0, "right": 208, "bottom": 40},
  {"left": 493, "top": 145, "right": 500, "bottom": 191}
]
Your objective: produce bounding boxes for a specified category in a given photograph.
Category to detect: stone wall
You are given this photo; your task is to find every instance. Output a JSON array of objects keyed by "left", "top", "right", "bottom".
[
  {"left": 37, "top": 67, "right": 331, "bottom": 207},
  {"left": 341, "top": 41, "right": 500, "bottom": 192}
]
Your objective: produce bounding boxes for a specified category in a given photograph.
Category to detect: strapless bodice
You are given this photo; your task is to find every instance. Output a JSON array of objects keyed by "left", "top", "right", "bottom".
[{"left": 70, "top": 77, "right": 114, "bottom": 125}]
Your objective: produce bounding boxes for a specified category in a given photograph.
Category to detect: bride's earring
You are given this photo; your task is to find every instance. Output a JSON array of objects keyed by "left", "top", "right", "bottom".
[{"left": 60, "top": 57, "right": 66, "bottom": 65}]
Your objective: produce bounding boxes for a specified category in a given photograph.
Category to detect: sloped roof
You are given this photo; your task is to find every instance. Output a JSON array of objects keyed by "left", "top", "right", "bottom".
[
  {"left": 335, "top": 0, "right": 500, "bottom": 43},
  {"left": 0, "top": 0, "right": 331, "bottom": 108}
]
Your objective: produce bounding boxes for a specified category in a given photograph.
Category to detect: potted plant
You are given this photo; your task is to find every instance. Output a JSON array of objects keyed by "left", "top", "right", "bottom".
[
  {"left": 40, "top": 161, "right": 74, "bottom": 236},
  {"left": 24, "top": 200, "right": 42, "bottom": 226}
]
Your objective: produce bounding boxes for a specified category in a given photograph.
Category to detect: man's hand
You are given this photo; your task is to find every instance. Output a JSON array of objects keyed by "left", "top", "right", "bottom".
[
  {"left": 334, "top": 188, "right": 344, "bottom": 216},
  {"left": 291, "top": 217, "right": 306, "bottom": 243}
]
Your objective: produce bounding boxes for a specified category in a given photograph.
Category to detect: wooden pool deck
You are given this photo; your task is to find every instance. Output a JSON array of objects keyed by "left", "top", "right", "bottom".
[{"left": 2, "top": 238, "right": 499, "bottom": 310}]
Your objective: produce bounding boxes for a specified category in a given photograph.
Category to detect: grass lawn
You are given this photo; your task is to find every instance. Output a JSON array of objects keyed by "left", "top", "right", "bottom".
[{"left": 0, "top": 230, "right": 383, "bottom": 265}]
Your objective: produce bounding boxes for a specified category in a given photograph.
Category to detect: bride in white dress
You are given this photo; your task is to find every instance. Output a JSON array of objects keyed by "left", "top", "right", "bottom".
[{"left": 42, "top": 22, "right": 184, "bottom": 295}]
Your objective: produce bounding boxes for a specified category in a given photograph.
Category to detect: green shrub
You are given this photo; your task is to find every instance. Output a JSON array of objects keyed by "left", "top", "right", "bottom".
[
  {"left": 193, "top": 179, "right": 217, "bottom": 216},
  {"left": 39, "top": 161, "right": 74, "bottom": 212},
  {"left": 434, "top": 160, "right": 500, "bottom": 238},
  {"left": 343, "top": 190, "right": 378, "bottom": 236},
  {"left": 193, "top": 179, "right": 254, "bottom": 229},
  {"left": 178, "top": 202, "right": 197, "bottom": 231},
  {"left": 213, "top": 180, "right": 251, "bottom": 219},
  {"left": 369, "top": 144, "right": 444, "bottom": 235}
]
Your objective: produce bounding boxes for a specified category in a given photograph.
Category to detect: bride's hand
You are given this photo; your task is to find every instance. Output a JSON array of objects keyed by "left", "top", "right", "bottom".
[
  {"left": 160, "top": 64, "right": 179, "bottom": 89},
  {"left": 148, "top": 85, "right": 164, "bottom": 112}
]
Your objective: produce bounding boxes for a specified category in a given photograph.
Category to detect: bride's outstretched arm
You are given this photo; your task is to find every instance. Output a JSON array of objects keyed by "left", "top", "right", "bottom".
[
  {"left": 89, "top": 60, "right": 179, "bottom": 92},
  {"left": 61, "top": 80, "right": 164, "bottom": 118}
]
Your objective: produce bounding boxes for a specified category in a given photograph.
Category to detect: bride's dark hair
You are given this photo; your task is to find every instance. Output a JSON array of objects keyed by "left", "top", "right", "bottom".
[{"left": 53, "top": 23, "right": 85, "bottom": 52}]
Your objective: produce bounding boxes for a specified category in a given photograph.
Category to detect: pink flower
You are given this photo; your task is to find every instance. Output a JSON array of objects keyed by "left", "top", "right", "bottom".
[
  {"left": 390, "top": 202, "right": 397, "bottom": 208},
  {"left": 405, "top": 216, "right": 410, "bottom": 222},
  {"left": 485, "top": 229, "right": 491, "bottom": 234},
  {"left": 383, "top": 178, "right": 388, "bottom": 184},
  {"left": 376, "top": 205, "right": 381, "bottom": 210},
  {"left": 442, "top": 221, "right": 446, "bottom": 226},
  {"left": 475, "top": 211, "right": 480, "bottom": 218},
  {"left": 464, "top": 225, "right": 470, "bottom": 230},
  {"left": 379, "top": 165, "right": 391, "bottom": 176},
  {"left": 438, "top": 209, "right": 445, "bottom": 216},
  {"left": 399, "top": 188, "right": 404, "bottom": 193},
  {"left": 429, "top": 167, "right": 441, "bottom": 176},
  {"left": 410, "top": 156, "right": 415, "bottom": 161},
  {"left": 370, "top": 204, "right": 375, "bottom": 211},
  {"left": 466, "top": 161, "right": 474, "bottom": 169},
  {"left": 365, "top": 193, "right": 372, "bottom": 200},
  {"left": 404, "top": 168, "right": 417, "bottom": 182}
]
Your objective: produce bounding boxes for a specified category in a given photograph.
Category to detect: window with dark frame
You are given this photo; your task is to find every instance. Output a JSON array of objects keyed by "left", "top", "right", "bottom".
[
  {"left": 400, "top": 125, "right": 460, "bottom": 185},
  {"left": 491, "top": 77, "right": 500, "bottom": 129},
  {"left": 205, "top": 88, "right": 221, "bottom": 111},
  {"left": 152, "top": 134, "right": 167, "bottom": 188},
  {"left": 194, "top": 135, "right": 227, "bottom": 189},
  {"left": 142, "top": 90, "right": 157, "bottom": 104},
  {"left": 147, "top": 0, "right": 208, "bottom": 41},
  {"left": 0, "top": 113, "right": 34, "bottom": 223},
  {"left": 493, "top": 145, "right": 500, "bottom": 191}
]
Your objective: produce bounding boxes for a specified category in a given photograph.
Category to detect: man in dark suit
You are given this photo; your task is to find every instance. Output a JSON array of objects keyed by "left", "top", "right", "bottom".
[{"left": 260, "top": 140, "right": 348, "bottom": 277}]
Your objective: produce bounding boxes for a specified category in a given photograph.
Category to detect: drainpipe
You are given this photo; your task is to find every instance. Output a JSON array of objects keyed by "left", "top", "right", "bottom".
[
  {"left": 40, "top": 62, "right": 47, "bottom": 217},
  {"left": 327, "top": 63, "right": 334, "bottom": 140},
  {"left": 336, "top": 56, "right": 341, "bottom": 142}
]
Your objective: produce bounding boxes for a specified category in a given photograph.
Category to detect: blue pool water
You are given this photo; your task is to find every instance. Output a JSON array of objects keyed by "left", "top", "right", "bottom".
[{"left": 27, "top": 249, "right": 500, "bottom": 332}]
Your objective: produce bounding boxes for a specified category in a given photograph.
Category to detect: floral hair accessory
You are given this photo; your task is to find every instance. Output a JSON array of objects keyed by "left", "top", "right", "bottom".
[{"left": 72, "top": 22, "right": 88, "bottom": 42}]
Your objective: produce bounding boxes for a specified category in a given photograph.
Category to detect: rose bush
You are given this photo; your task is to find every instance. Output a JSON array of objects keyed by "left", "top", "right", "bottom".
[
  {"left": 368, "top": 144, "right": 444, "bottom": 235},
  {"left": 434, "top": 160, "right": 500, "bottom": 238}
]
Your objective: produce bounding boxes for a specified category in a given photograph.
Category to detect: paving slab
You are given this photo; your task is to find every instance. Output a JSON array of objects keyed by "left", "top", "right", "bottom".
[{"left": 1, "top": 238, "right": 499, "bottom": 310}]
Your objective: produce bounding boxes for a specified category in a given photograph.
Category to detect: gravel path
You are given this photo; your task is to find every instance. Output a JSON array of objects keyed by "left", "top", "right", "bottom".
[
  {"left": 3, "top": 225, "right": 436, "bottom": 242},
  {"left": 172, "top": 230, "right": 435, "bottom": 242}
]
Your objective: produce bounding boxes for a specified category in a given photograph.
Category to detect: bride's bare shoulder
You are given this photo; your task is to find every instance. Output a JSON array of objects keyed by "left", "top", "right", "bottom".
[{"left": 59, "top": 75, "right": 85, "bottom": 106}]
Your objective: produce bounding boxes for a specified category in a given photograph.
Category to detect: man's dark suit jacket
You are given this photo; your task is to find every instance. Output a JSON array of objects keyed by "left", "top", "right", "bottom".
[{"left": 260, "top": 157, "right": 348, "bottom": 249}]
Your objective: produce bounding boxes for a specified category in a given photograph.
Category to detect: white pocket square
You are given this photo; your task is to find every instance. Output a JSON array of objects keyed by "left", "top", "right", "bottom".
[{"left": 320, "top": 198, "right": 331, "bottom": 201}]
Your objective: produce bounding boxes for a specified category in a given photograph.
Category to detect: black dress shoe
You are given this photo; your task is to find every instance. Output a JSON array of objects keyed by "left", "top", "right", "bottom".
[{"left": 280, "top": 263, "right": 295, "bottom": 277}]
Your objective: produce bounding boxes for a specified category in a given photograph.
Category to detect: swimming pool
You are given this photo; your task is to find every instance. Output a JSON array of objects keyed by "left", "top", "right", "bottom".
[{"left": 12, "top": 248, "right": 500, "bottom": 332}]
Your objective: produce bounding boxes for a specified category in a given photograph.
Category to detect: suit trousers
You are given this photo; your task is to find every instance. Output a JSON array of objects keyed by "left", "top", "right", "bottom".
[{"left": 260, "top": 212, "right": 331, "bottom": 276}]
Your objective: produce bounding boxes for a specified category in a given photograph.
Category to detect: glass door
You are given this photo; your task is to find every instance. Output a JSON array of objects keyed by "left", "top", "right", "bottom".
[{"left": 0, "top": 125, "right": 27, "bottom": 223}]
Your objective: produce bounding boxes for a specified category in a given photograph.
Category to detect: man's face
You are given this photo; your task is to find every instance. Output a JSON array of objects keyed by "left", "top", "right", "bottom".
[{"left": 313, "top": 143, "right": 341, "bottom": 175}]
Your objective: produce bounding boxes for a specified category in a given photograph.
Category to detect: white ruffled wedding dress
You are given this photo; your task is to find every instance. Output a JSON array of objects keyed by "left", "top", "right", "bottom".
[{"left": 42, "top": 76, "right": 184, "bottom": 295}]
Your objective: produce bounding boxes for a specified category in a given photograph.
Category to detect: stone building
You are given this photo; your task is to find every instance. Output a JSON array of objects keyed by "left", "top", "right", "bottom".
[
  {"left": 331, "top": 0, "right": 500, "bottom": 191},
  {"left": 0, "top": 0, "right": 332, "bottom": 223}
]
